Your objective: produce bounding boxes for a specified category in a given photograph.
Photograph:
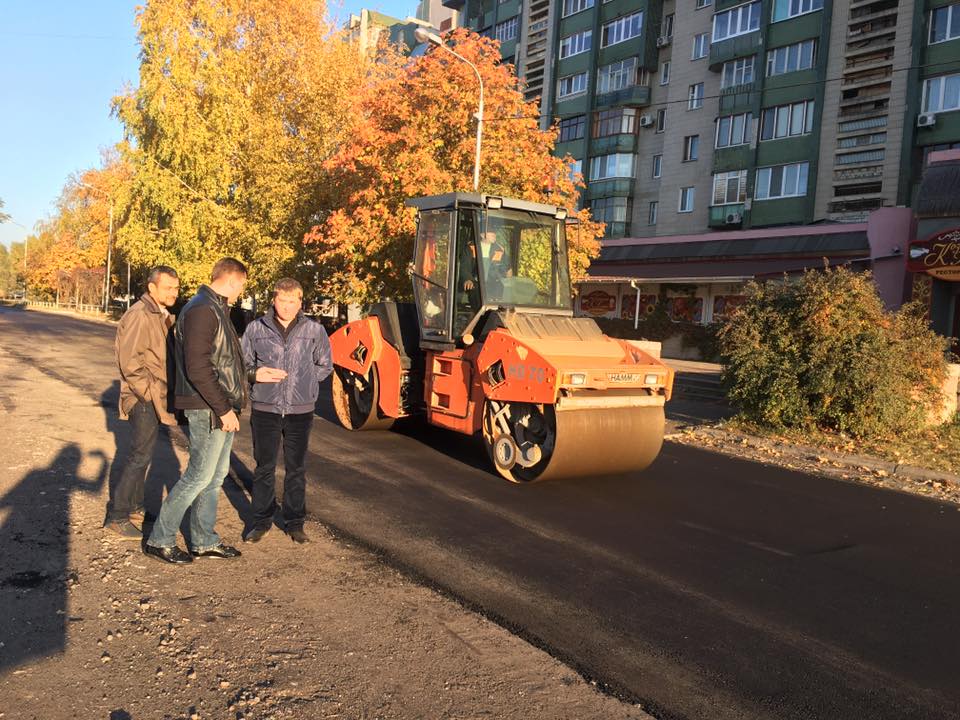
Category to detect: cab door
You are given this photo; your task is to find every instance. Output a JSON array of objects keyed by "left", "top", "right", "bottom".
[{"left": 412, "top": 210, "right": 455, "bottom": 344}]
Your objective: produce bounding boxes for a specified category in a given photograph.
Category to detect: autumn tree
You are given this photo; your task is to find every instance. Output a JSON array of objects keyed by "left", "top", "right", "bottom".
[
  {"left": 114, "top": 0, "right": 367, "bottom": 294},
  {"left": 0, "top": 197, "right": 10, "bottom": 224},
  {"left": 305, "top": 29, "right": 602, "bottom": 305}
]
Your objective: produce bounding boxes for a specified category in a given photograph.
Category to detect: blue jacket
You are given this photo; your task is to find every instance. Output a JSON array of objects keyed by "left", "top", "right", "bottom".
[{"left": 240, "top": 310, "right": 333, "bottom": 415}]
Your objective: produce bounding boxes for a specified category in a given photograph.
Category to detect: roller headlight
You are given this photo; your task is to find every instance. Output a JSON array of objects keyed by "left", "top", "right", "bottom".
[{"left": 644, "top": 373, "right": 660, "bottom": 385}]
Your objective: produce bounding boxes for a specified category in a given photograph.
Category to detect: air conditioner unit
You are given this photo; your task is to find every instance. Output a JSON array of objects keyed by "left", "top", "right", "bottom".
[
  {"left": 639, "top": 114, "right": 655, "bottom": 128},
  {"left": 725, "top": 212, "right": 743, "bottom": 224},
  {"left": 656, "top": 35, "right": 671, "bottom": 48},
  {"left": 917, "top": 112, "right": 937, "bottom": 128}
]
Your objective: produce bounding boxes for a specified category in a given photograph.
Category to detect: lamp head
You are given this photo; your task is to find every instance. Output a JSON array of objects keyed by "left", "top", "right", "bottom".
[{"left": 414, "top": 27, "right": 443, "bottom": 46}]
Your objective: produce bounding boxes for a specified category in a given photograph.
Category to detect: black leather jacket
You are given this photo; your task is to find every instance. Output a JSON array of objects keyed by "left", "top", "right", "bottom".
[{"left": 174, "top": 285, "right": 247, "bottom": 418}]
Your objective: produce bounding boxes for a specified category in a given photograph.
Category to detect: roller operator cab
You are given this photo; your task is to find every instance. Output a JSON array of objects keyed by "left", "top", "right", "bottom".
[{"left": 329, "top": 193, "right": 675, "bottom": 482}]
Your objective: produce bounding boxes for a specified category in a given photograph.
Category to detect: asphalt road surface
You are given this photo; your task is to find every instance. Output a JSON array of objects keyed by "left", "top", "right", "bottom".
[{"left": 3, "top": 305, "right": 959, "bottom": 720}]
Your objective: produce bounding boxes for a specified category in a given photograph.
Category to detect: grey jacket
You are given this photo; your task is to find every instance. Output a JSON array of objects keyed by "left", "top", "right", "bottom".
[{"left": 241, "top": 310, "right": 333, "bottom": 415}]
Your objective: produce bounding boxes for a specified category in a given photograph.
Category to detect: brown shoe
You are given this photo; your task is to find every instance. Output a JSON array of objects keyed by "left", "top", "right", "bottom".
[
  {"left": 104, "top": 519, "right": 142, "bottom": 540},
  {"left": 287, "top": 528, "right": 309, "bottom": 544}
]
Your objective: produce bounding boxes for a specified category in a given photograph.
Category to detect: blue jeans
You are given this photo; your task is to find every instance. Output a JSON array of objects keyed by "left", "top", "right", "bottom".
[{"left": 147, "top": 409, "right": 234, "bottom": 551}]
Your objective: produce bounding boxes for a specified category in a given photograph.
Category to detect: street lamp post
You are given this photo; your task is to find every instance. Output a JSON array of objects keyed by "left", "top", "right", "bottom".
[
  {"left": 80, "top": 182, "right": 114, "bottom": 313},
  {"left": 413, "top": 27, "right": 484, "bottom": 191}
]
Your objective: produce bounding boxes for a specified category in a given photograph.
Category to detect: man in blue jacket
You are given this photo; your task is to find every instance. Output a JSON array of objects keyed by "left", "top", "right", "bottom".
[{"left": 240, "top": 278, "right": 333, "bottom": 544}]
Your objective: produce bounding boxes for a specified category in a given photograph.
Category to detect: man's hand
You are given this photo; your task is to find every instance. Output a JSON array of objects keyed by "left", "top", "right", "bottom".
[
  {"left": 463, "top": 279, "right": 475, "bottom": 291},
  {"left": 219, "top": 410, "right": 241, "bottom": 433},
  {"left": 255, "top": 366, "right": 287, "bottom": 383}
]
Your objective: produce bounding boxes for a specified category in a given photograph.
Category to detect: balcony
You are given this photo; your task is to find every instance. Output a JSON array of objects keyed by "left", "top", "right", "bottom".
[
  {"left": 591, "top": 133, "right": 639, "bottom": 155},
  {"left": 587, "top": 178, "right": 634, "bottom": 199},
  {"left": 708, "top": 203, "right": 747, "bottom": 228},
  {"left": 594, "top": 84, "right": 651, "bottom": 109},
  {"left": 718, "top": 82, "right": 758, "bottom": 114},
  {"left": 709, "top": 32, "right": 762, "bottom": 72}
]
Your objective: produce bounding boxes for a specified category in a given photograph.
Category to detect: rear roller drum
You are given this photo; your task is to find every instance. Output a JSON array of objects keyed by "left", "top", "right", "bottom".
[
  {"left": 482, "top": 398, "right": 664, "bottom": 482},
  {"left": 331, "top": 364, "right": 395, "bottom": 431}
]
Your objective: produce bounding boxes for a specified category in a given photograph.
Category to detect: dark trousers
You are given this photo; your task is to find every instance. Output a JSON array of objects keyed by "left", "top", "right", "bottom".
[
  {"left": 250, "top": 409, "right": 313, "bottom": 531},
  {"left": 107, "top": 400, "right": 159, "bottom": 521}
]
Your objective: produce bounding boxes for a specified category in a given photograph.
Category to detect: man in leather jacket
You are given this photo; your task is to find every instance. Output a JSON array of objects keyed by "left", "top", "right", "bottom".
[{"left": 144, "top": 257, "right": 249, "bottom": 564}]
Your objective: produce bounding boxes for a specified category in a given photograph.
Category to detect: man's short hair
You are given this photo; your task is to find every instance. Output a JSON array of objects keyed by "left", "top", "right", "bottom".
[
  {"left": 211, "top": 257, "right": 248, "bottom": 281},
  {"left": 273, "top": 277, "right": 304, "bottom": 298},
  {"left": 147, "top": 265, "right": 178, "bottom": 286}
]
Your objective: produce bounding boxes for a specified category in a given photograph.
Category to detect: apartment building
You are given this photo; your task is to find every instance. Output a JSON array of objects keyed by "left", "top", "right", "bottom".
[{"left": 442, "top": 0, "right": 960, "bottom": 330}]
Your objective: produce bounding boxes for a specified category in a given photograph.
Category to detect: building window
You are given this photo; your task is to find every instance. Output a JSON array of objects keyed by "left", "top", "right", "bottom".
[
  {"left": 562, "top": 0, "right": 595, "bottom": 18},
  {"left": 688, "top": 83, "right": 705, "bottom": 109},
  {"left": 838, "top": 115, "right": 887, "bottom": 133},
  {"left": 716, "top": 112, "right": 753, "bottom": 147},
  {"left": 602, "top": 11, "right": 644, "bottom": 47},
  {"left": 712, "top": 170, "right": 748, "bottom": 205},
  {"left": 494, "top": 16, "right": 519, "bottom": 42},
  {"left": 692, "top": 32, "right": 710, "bottom": 59},
  {"left": 652, "top": 153, "right": 662, "bottom": 178},
  {"left": 760, "top": 99, "right": 815, "bottom": 140},
  {"left": 559, "top": 29, "right": 592, "bottom": 58},
  {"left": 836, "top": 149, "right": 885, "bottom": 164},
  {"left": 721, "top": 56, "right": 755, "bottom": 88},
  {"left": 558, "top": 72, "right": 588, "bottom": 99},
  {"left": 591, "top": 196, "right": 631, "bottom": 226},
  {"left": 713, "top": 1, "right": 761, "bottom": 43},
  {"left": 589, "top": 153, "right": 637, "bottom": 180},
  {"left": 696, "top": 0, "right": 712, "bottom": 8},
  {"left": 568, "top": 159, "right": 583, "bottom": 183},
  {"left": 755, "top": 162, "right": 809, "bottom": 200},
  {"left": 930, "top": 4, "right": 960, "bottom": 44},
  {"left": 766, "top": 39, "right": 816, "bottom": 76},
  {"left": 660, "top": 61, "right": 671, "bottom": 85},
  {"left": 837, "top": 132, "right": 886, "bottom": 149},
  {"left": 558, "top": 115, "right": 586, "bottom": 142},
  {"left": 648, "top": 201, "right": 658, "bottom": 225},
  {"left": 679, "top": 186, "right": 696, "bottom": 213},
  {"left": 593, "top": 108, "right": 638, "bottom": 137},
  {"left": 683, "top": 135, "right": 700, "bottom": 161},
  {"left": 656, "top": 109, "right": 666, "bottom": 132},
  {"left": 772, "top": 0, "right": 823, "bottom": 23},
  {"left": 922, "top": 72, "right": 960, "bottom": 113},
  {"left": 662, "top": 13, "right": 675, "bottom": 38},
  {"left": 597, "top": 57, "right": 639, "bottom": 94}
]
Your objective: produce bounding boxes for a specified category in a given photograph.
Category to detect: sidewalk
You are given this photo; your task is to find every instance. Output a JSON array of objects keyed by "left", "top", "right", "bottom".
[{"left": 0, "top": 342, "right": 648, "bottom": 719}]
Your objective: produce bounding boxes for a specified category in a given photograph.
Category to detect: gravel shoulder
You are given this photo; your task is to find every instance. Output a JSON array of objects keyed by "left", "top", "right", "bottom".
[{"left": 0, "top": 339, "right": 649, "bottom": 720}]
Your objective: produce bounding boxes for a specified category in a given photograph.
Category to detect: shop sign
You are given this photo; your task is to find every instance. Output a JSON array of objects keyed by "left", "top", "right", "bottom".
[
  {"left": 908, "top": 228, "right": 960, "bottom": 281},
  {"left": 580, "top": 289, "right": 617, "bottom": 316}
]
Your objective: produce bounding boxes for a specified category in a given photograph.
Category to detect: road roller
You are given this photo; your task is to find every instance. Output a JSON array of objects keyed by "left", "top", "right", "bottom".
[{"left": 328, "top": 193, "right": 674, "bottom": 482}]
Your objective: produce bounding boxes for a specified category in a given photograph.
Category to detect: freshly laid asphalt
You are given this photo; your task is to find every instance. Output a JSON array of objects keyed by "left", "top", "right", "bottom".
[{"left": 3, "top": 305, "right": 959, "bottom": 720}]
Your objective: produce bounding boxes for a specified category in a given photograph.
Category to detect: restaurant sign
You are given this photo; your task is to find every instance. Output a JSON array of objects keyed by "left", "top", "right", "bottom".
[{"left": 908, "top": 227, "right": 960, "bottom": 281}]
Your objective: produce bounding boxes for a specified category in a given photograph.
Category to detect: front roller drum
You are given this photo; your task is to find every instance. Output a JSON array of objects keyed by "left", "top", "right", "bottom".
[
  {"left": 331, "top": 364, "right": 395, "bottom": 431},
  {"left": 482, "top": 398, "right": 664, "bottom": 482}
]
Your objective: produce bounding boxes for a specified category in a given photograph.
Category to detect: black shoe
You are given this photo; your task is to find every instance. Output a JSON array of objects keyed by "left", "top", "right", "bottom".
[
  {"left": 287, "top": 528, "right": 309, "bottom": 544},
  {"left": 191, "top": 544, "right": 242, "bottom": 559},
  {"left": 143, "top": 544, "right": 193, "bottom": 564},
  {"left": 243, "top": 527, "right": 269, "bottom": 544}
]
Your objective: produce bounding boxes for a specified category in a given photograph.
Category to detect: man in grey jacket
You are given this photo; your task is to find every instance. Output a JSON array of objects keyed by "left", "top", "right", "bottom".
[{"left": 240, "top": 278, "right": 333, "bottom": 544}]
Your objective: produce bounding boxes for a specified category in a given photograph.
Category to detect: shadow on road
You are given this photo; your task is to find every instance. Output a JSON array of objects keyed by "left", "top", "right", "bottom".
[{"left": 0, "top": 444, "right": 106, "bottom": 673}]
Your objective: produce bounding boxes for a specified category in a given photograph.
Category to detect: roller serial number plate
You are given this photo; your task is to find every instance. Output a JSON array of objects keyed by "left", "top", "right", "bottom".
[{"left": 608, "top": 372, "right": 641, "bottom": 383}]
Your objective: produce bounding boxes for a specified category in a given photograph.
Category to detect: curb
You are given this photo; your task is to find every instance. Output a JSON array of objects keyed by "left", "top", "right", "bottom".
[{"left": 668, "top": 425, "right": 960, "bottom": 489}]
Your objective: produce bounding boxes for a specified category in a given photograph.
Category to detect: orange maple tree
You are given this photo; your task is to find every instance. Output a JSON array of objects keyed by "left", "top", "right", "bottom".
[{"left": 305, "top": 29, "right": 602, "bottom": 305}]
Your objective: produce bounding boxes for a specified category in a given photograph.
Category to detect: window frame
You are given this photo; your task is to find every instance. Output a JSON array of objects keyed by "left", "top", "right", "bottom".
[
  {"left": 712, "top": 169, "right": 748, "bottom": 205},
  {"left": 766, "top": 39, "right": 817, "bottom": 77},
  {"left": 692, "top": 32, "right": 710, "bottom": 60},
  {"left": 597, "top": 57, "right": 639, "bottom": 95},
  {"left": 589, "top": 153, "right": 637, "bottom": 181},
  {"left": 562, "top": 0, "right": 595, "bottom": 18},
  {"left": 557, "top": 71, "right": 589, "bottom": 99},
  {"left": 772, "top": 0, "right": 824, "bottom": 23},
  {"left": 593, "top": 108, "right": 638, "bottom": 137},
  {"left": 660, "top": 61, "right": 671, "bottom": 85},
  {"left": 712, "top": 1, "right": 761, "bottom": 43},
  {"left": 559, "top": 29, "right": 593, "bottom": 58},
  {"left": 678, "top": 186, "right": 696, "bottom": 213},
  {"left": 922, "top": 72, "right": 960, "bottom": 113},
  {"left": 601, "top": 11, "right": 644, "bottom": 47},
  {"left": 648, "top": 201, "right": 658, "bottom": 225},
  {"left": 656, "top": 109, "right": 666, "bottom": 132},
  {"left": 652, "top": 153, "right": 663, "bottom": 178},
  {"left": 494, "top": 16, "right": 519, "bottom": 43},
  {"left": 558, "top": 115, "right": 586, "bottom": 142},
  {"left": 754, "top": 162, "right": 810, "bottom": 200},
  {"left": 930, "top": 4, "right": 960, "bottom": 44},
  {"left": 760, "top": 99, "right": 815, "bottom": 140},
  {"left": 715, "top": 111, "right": 753, "bottom": 148},
  {"left": 721, "top": 55, "right": 755, "bottom": 88},
  {"left": 683, "top": 135, "right": 700, "bottom": 162},
  {"left": 688, "top": 82, "right": 705, "bottom": 110}
]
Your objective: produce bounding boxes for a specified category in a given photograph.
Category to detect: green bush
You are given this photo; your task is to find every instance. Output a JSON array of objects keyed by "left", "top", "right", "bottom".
[{"left": 719, "top": 267, "right": 950, "bottom": 438}]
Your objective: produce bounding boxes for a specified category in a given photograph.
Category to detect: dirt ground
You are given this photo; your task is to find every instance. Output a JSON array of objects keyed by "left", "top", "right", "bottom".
[{"left": 0, "top": 342, "right": 650, "bottom": 720}]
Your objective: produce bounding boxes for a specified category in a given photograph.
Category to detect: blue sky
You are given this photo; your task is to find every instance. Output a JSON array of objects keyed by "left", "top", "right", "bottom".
[{"left": 0, "top": 0, "right": 415, "bottom": 249}]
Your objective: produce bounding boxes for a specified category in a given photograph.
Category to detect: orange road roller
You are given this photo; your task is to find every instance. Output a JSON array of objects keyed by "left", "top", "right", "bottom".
[{"left": 329, "top": 193, "right": 674, "bottom": 482}]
